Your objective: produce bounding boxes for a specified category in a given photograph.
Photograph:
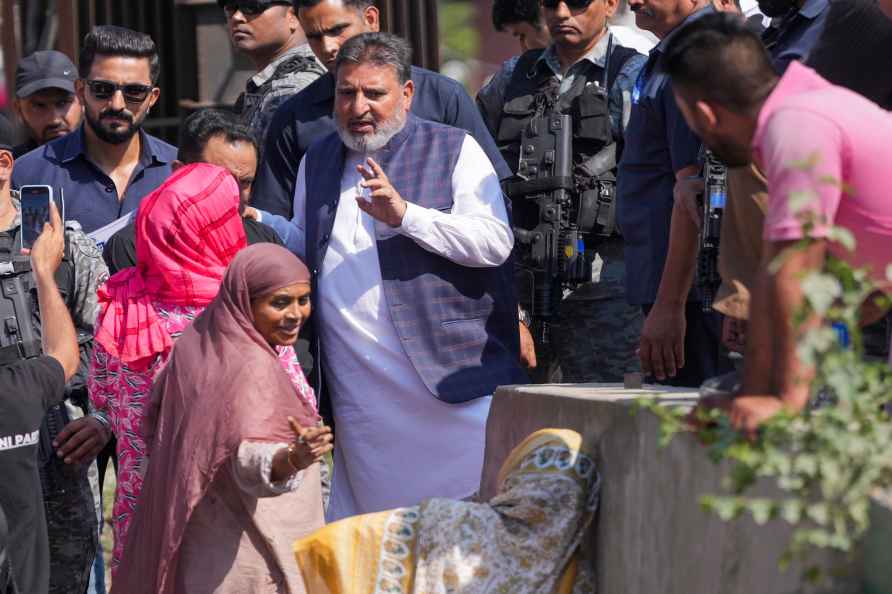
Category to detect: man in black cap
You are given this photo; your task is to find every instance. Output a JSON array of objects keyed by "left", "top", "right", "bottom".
[{"left": 11, "top": 51, "right": 82, "bottom": 159}]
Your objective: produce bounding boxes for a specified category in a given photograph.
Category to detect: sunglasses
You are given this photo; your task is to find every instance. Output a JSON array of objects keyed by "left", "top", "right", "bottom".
[
  {"left": 85, "top": 80, "right": 153, "bottom": 104},
  {"left": 542, "top": 0, "right": 595, "bottom": 9},
  {"left": 223, "top": 0, "right": 291, "bottom": 17}
]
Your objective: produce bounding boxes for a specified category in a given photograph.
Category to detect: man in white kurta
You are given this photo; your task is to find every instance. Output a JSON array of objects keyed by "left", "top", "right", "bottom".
[{"left": 258, "top": 33, "right": 516, "bottom": 521}]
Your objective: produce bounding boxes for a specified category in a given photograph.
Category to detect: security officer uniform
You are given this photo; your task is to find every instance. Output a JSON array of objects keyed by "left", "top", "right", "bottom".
[
  {"left": 477, "top": 32, "right": 646, "bottom": 383},
  {"left": 0, "top": 197, "right": 109, "bottom": 594},
  {"left": 234, "top": 43, "right": 325, "bottom": 146}
]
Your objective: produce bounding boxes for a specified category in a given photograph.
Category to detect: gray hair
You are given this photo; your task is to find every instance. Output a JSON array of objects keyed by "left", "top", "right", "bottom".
[{"left": 334, "top": 32, "right": 412, "bottom": 84}]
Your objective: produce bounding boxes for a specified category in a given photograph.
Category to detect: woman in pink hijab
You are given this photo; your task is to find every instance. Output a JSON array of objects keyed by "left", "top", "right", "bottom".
[
  {"left": 88, "top": 163, "right": 317, "bottom": 572},
  {"left": 113, "top": 244, "right": 331, "bottom": 594}
]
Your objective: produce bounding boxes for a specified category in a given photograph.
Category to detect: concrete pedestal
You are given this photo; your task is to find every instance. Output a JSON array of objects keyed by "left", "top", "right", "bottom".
[
  {"left": 863, "top": 491, "right": 892, "bottom": 594},
  {"left": 480, "top": 384, "right": 859, "bottom": 594}
]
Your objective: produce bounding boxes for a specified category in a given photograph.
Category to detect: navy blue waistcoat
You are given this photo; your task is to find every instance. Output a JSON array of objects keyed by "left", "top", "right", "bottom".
[{"left": 304, "top": 115, "right": 526, "bottom": 403}]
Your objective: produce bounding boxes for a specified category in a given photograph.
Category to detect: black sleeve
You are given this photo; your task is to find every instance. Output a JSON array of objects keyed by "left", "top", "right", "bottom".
[
  {"left": 243, "top": 219, "right": 284, "bottom": 246},
  {"left": 65, "top": 342, "right": 93, "bottom": 413},
  {"left": 0, "top": 356, "right": 66, "bottom": 417},
  {"left": 805, "top": 0, "right": 892, "bottom": 110},
  {"left": 252, "top": 99, "right": 301, "bottom": 218},
  {"left": 102, "top": 224, "right": 138, "bottom": 276}
]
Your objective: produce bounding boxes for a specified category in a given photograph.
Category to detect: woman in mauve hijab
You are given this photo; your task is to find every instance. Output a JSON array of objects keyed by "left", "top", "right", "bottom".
[
  {"left": 113, "top": 243, "right": 332, "bottom": 594},
  {"left": 88, "top": 164, "right": 320, "bottom": 575}
]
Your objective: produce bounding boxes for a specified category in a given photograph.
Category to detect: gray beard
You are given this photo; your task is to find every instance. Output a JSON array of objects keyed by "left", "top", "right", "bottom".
[{"left": 336, "top": 110, "right": 408, "bottom": 154}]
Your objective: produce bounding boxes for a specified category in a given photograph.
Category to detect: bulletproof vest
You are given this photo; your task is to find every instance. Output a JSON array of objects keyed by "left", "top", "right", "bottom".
[
  {"left": 496, "top": 43, "right": 638, "bottom": 230},
  {"left": 234, "top": 52, "right": 326, "bottom": 116}
]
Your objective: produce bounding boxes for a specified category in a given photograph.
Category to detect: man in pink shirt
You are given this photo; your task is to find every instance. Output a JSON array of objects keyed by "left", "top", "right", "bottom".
[{"left": 660, "top": 13, "right": 892, "bottom": 431}]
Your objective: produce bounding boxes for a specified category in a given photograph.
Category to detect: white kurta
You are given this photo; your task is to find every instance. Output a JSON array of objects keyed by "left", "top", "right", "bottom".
[{"left": 267, "top": 134, "right": 513, "bottom": 521}]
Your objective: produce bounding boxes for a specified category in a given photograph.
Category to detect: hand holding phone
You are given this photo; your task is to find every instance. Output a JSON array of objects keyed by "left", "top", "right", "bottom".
[
  {"left": 19, "top": 185, "right": 58, "bottom": 252},
  {"left": 30, "top": 201, "right": 65, "bottom": 277}
]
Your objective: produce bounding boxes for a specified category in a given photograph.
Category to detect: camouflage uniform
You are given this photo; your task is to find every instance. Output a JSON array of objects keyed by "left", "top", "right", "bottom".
[
  {"left": 523, "top": 240, "right": 644, "bottom": 384},
  {"left": 234, "top": 44, "right": 325, "bottom": 145},
  {"left": 2, "top": 196, "right": 109, "bottom": 594}
]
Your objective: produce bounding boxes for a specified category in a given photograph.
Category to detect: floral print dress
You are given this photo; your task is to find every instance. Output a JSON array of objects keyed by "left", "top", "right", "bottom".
[{"left": 88, "top": 301, "right": 315, "bottom": 573}]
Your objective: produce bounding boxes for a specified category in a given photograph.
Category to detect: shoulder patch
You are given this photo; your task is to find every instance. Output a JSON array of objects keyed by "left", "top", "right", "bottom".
[
  {"left": 275, "top": 55, "right": 325, "bottom": 78},
  {"left": 64, "top": 227, "right": 103, "bottom": 261}
]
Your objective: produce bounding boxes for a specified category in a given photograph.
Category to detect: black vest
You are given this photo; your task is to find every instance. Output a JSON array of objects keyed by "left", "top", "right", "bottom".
[{"left": 492, "top": 42, "right": 638, "bottom": 229}]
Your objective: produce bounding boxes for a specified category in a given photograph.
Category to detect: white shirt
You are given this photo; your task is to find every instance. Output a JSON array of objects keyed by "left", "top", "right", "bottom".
[
  {"left": 609, "top": 24, "right": 657, "bottom": 54},
  {"left": 262, "top": 133, "right": 513, "bottom": 520}
]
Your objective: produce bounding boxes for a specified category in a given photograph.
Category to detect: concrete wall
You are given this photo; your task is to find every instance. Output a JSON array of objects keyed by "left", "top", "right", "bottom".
[
  {"left": 863, "top": 492, "right": 892, "bottom": 594},
  {"left": 480, "top": 384, "right": 862, "bottom": 594}
]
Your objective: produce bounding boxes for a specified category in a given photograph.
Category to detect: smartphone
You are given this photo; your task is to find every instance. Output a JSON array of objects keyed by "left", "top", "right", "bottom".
[{"left": 19, "top": 185, "right": 62, "bottom": 251}]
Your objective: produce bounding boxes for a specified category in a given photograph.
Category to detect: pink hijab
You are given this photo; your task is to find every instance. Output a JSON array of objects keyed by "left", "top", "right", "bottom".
[
  {"left": 111, "top": 244, "right": 320, "bottom": 594},
  {"left": 94, "top": 163, "right": 247, "bottom": 371}
]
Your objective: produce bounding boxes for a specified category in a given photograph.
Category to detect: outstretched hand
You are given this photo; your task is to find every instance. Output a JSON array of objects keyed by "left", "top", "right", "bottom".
[
  {"left": 356, "top": 157, "right": 407, "bottom": 228},
  {"left": 287, "top": 417, "right": 333, "bottom": 472}
]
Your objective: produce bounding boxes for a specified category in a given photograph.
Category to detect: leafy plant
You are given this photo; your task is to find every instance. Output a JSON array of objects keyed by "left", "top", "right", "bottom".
[{"left": 639, "top": 158, "right": 892, "bottom": 579}]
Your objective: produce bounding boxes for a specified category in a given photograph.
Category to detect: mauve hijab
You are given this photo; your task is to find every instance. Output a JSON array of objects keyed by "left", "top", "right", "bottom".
[{"left": 112, "top": 244, "right": 319, "bottom": 594}]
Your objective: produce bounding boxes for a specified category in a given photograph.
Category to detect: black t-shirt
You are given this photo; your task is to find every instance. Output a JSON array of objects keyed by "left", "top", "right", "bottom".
[
  {"left": 0, "top": 503, "right": 17, "bottom": 594},
  {"left": 0, "top": 356, "right": 66, "bottom": 594},
  {"left": 102, "top": 219, "right": 284, "bottom": 275}
]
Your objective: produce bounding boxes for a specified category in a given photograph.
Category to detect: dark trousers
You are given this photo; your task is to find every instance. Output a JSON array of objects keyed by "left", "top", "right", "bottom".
[{"left": 641, "top": 302, "right": 733, "bottom": 388}]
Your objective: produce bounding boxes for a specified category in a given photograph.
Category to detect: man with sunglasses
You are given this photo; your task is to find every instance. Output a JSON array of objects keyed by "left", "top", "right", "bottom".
[
  {"left": 12, "top": 26, "right": 176, "bottom": 235},
  {"left": 477, "top": 0, "right": 647, "bottom": 383},
  {"left": 221, "top": 0, "right": 325, "bottom": 143},
  {"left": 249, "top": 0, "right": 510, "bottom": 219}
]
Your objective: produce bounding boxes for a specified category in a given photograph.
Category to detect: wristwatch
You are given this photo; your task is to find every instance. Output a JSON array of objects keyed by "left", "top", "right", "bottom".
[{"left": 518, "top": 307, "right": 532, "bottom": 328}]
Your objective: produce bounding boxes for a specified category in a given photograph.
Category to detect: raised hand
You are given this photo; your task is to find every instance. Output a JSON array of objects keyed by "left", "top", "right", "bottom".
[
  {"left": 286, "top": 416, "right": 333, "bottom": 472},
  {"left": 29, "top": 201, "right": 65, "bottom": 275},
  {"left": 356, "top": 157, "right": 407, "bottom": 227}
]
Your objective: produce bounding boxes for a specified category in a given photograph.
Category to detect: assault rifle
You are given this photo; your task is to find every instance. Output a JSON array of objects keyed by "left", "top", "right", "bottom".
[
  {"left": 506, "top": 113, "right": 615, "bottom": 343},
  {"left": 698, "top": 150, "right": 727, "bottom": 313}
]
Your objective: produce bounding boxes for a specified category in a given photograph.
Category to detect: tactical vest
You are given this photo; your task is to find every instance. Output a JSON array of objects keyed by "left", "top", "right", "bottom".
[
  {"left": 495, "top": 40, "right": 638, "bottom": 231},
  {"left": 0, "top": 227, "right": 86, "bottom": 482},
  {"left": 234, "top": 52, "right": 326, "bottom": 118},
  {"left": 0, "top": 230, "right": 41, "bottom": 366}
]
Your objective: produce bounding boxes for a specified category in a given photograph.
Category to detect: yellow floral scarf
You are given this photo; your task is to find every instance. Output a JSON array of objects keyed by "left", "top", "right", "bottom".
[{"left": 294, "top": 428, "right": 600, "bottom": 594}]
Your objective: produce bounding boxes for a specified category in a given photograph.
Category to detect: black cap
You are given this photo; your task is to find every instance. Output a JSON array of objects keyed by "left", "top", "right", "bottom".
[
  {"left": 0, "top": 114, "right": 14, "bottom": 153},
  {"left": 15, "top": 50, "right": 77, "bottom": 99}
]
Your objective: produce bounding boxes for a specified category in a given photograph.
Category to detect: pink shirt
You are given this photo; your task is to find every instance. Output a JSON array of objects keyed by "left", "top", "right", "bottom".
[{"left": 754, "top": 62, "right": 892, "bottom": 286}]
